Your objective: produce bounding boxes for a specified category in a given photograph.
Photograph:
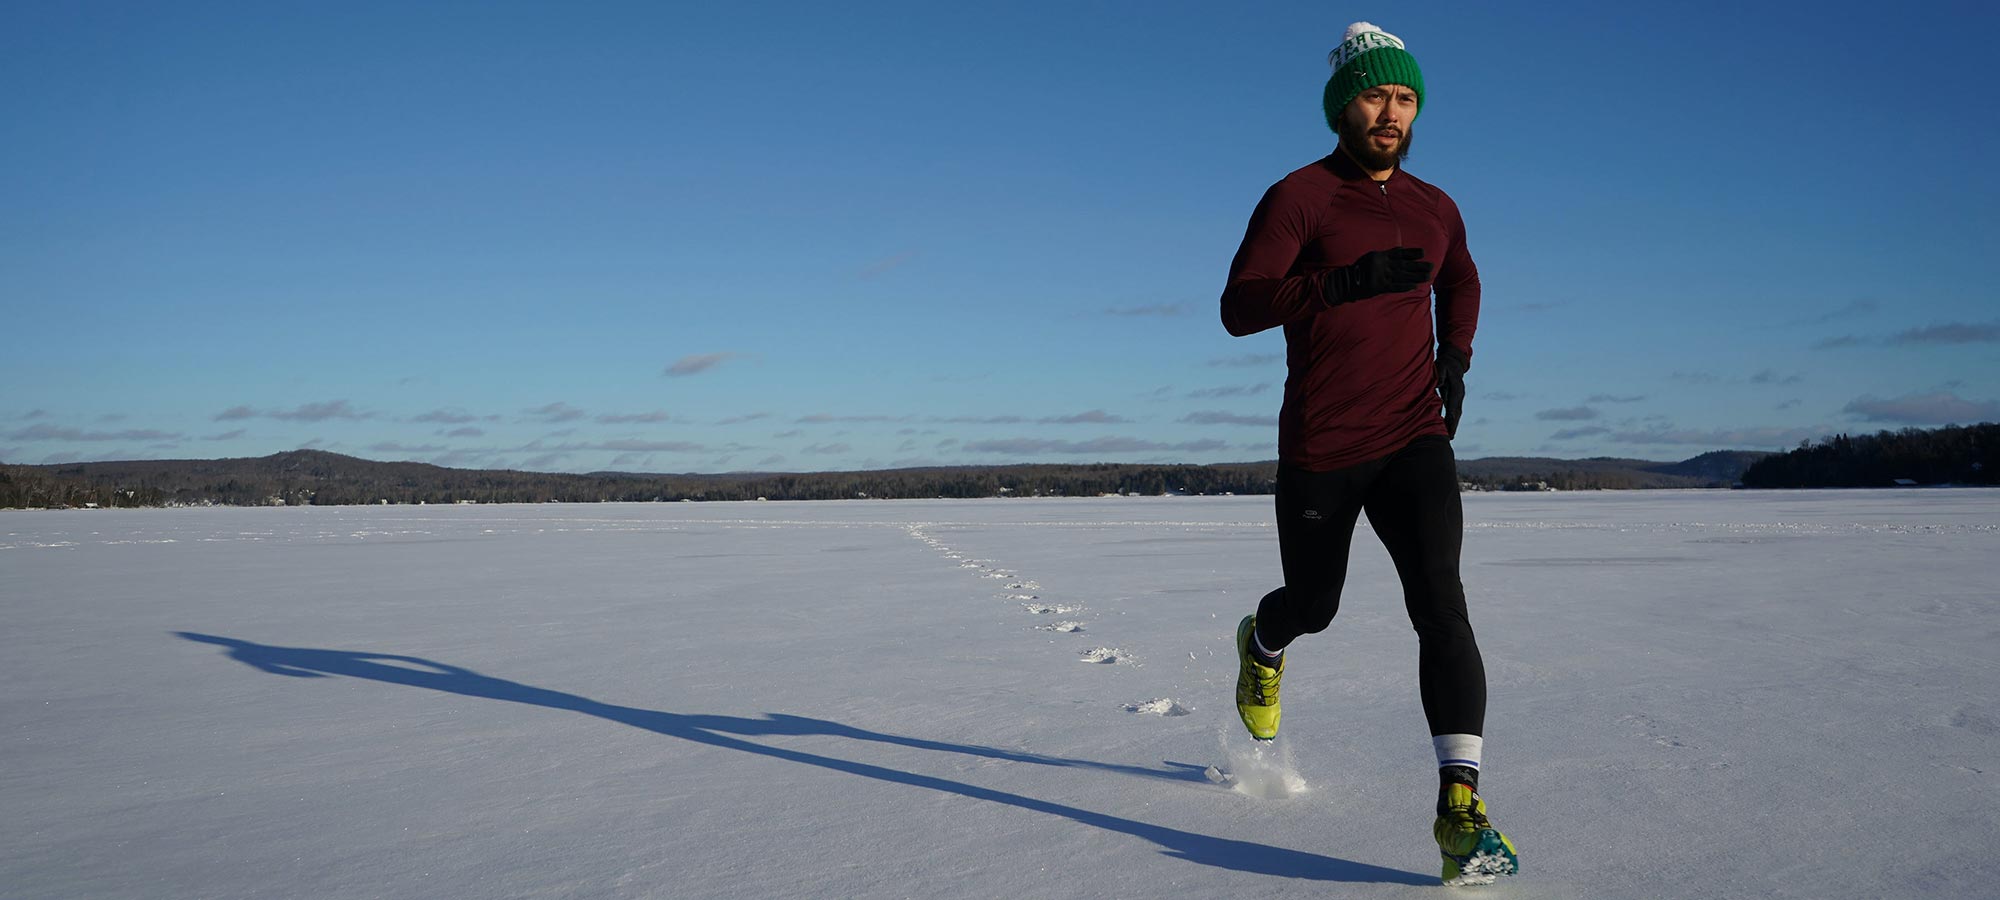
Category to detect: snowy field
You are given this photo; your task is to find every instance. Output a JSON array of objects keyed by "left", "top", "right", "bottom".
[{"left": 4, "top": 490, "right": 1997, "bottom": 899}]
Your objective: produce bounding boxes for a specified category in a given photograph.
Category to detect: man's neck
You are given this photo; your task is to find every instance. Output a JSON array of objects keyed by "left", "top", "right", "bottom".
[{"left": 1336, "top": 143, "right": 1396, "bottom": 182}]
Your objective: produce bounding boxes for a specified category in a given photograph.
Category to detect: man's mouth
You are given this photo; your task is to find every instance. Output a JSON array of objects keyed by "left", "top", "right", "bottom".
[{"left": 1371, "top": 129, "right": 1401, "bottom": 142}]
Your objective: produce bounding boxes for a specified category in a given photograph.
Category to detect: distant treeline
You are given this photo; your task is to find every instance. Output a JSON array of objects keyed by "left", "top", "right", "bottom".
[
  {"left": 8, "top": 425, "right": 1987, "bottom": 508},
  {"left": 1739, "top": 423, "right": 1997, "bottom": 488},
  {"left": 0, "top": 443, "right": 1813, "bottom": 510},
  {"left": 0, "top": 452, "right": 1283, "bottom": 509},
  {"left": 1454, "top": 450, "right": 1770, "bottom": 491}
]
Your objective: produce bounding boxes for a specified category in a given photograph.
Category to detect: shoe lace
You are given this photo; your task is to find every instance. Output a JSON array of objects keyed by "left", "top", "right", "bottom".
[
  {"left": 1255, "top": 662, "right": 1281, "bottom": 696},
  {"left": 1444, "top": 799, "right": 1491, "bottom": 831},
  {"left": 1240, "top": 656, "right": 1281, "bottom": 703}
]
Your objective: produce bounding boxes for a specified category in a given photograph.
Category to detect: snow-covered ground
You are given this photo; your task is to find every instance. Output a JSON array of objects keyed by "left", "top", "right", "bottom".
[{"left": 4, "top": 490, "right": 1996, "bottom": 899}]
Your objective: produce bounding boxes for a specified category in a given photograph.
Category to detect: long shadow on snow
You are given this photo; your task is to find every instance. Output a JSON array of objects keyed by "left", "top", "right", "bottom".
[{"left": 178, "top": 632, "right": 1430, "bottom": 885}]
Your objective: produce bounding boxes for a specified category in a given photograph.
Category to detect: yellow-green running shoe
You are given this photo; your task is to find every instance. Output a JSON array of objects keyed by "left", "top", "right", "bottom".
[
  {"left": 1233, "top": 615, "right": 1282, "bottom": 740},
  {"left": 1433, "top": 782, "right": 1518, "bottom": 886}
]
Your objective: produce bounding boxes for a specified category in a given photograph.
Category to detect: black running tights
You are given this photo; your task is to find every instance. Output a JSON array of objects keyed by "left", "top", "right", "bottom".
[{"left": 1254, "top": 434, "right": 1487, "bottom": 736}]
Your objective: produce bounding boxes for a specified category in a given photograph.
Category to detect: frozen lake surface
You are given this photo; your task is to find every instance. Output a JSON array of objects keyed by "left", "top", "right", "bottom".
[{"left": 5, "top": 490, "right": 1998, "bottom": 898}]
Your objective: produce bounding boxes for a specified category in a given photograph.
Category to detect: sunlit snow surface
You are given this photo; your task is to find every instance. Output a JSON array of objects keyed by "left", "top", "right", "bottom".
[{"left": 4, "top": 490, "right": 1997, "bottom": 899}]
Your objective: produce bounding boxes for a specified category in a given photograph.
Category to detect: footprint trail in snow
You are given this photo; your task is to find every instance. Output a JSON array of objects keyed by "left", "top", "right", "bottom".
[{"left": 905, "top": 523, "right": 1224, "bottom": 777}]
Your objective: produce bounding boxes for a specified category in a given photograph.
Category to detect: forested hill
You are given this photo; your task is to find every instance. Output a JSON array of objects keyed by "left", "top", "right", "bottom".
[
  {"left": 1740, "top": 424, "right": 1998, "bottom": 488},
  {"left": 5, "top": 452, "right": 1280, "bottom": 508},
  {"left": 2, "top": 448, "right": 1782, "bottom": 509},
  {"left": 1454, "top": 450, "right": 1773, "bottom": 491}
]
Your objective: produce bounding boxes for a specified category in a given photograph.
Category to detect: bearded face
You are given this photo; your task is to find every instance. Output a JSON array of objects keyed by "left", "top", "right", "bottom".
[{"left": 1337, "top": 84, "right": 1417, "bottom": 171}]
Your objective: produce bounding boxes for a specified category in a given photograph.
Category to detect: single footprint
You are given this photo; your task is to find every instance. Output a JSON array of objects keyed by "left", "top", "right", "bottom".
[{"left": 1124, "top": 698, "right": 1191, "bottom": 716}]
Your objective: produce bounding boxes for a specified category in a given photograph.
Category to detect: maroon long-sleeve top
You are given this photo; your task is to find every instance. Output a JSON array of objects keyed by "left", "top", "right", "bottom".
[{"left": 1220, "top": 151, "right": 1480, "bottom": 471}]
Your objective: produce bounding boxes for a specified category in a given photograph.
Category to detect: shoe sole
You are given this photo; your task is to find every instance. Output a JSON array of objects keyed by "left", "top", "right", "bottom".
[{"left": 1440, "top": 829, "right": 1517, "bottom": 886}]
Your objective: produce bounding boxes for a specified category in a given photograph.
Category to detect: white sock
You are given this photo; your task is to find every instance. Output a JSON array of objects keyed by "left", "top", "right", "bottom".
[
  {"left": 1252, "top": 629, "right": 1283, "bottom": 661},
  {"left": 1433, "top": 733, "right": 1483, "bottom": 771}
]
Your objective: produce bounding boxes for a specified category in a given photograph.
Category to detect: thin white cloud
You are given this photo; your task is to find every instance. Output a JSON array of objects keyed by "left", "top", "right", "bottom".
[
  {"left": 1610, "top": 425, "right": 1827, "bottom": 448},
  {"left": 1180, "top": 411, "right": 1276, "bottom": 427},
  {"left": 857, "top": 251, "right": 917, "bottom": 280},
  {"left": 413, "top": 409, "right": 484, "bottom": 424},
  {"left": 1041, "top": 410, "right": 1128, "bottom": 425},
  {"left": 369, "top": 442, "right": 446, "bottom": 454},
  {"left": 1790, "top": 299, "right": 1878, "bottom": 326},
  {"left": 274, "top": 401, "right": 366, "bottom": 422},
  {"left": 665, "top": 352, "right": 739, "bottom": 376},
  {"left": 939, "top": 415, "right": 1027, "bottom": 425},
  {"left": 598, "top": 440, "right": 708, "bottom": 452},
  {"left": 596, "top": 411, "right": 671, "bottom": 424},
  {"left": 1208, "top": 353, "right": 1283, "bottom": 368},
  {"left": 1814, "top": 320, "right": 2000, "bottom": 349},
  {"left": 1888, "top": 322, "right": 2000, "bottom": 345},
  {"left": 1187, "top": 384, "right": 1271, "bottom": 399},
  {"left": 525, "top": 402, "right": 587, "bottom": 423},
  {"left": 214, "top": 400, "right": 369, "bottom": 422},
  {"left": 1843, "top": 391, "right": 2000, "bottom": 424},
  {"left": 798, "top": 414, "right": 905, "bottom": 424},
  {"left": 961, "top": 436, "right": 1228, "bottom": 455},
  {"left": 1104, "top": 303, "right": 1189, "bottom": 317},
  {"left": 5, "top": 424, "right": 185, "bottom": 442}
]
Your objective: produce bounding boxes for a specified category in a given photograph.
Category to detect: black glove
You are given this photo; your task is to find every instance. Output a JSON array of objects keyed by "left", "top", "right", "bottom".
[
  {"left": 1437, "top": 345, "right": 1468, "bottom": 439},
  {"left": 1321, "top": 247, "right": 1434, "bottom": 307}
]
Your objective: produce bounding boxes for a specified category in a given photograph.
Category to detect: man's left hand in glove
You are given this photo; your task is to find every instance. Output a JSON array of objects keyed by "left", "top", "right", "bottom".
[{"left": 1437, "top": 346, "right": 1468, "bottom": 439}]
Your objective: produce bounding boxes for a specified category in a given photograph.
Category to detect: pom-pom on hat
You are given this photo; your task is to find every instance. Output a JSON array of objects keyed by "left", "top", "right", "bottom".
[{"left": 1323, "top": 21, "right": 1425, "bottom": 132}]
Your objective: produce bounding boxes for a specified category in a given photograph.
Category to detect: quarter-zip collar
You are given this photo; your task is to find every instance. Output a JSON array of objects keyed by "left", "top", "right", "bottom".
[{"left": 1322, "top": 147, "right": 1406, "bottom": 241}]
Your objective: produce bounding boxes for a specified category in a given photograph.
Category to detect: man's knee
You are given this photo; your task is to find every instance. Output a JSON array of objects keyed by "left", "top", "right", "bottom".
[
  {"left": 1265, "top": 584, "right": 1344, "bottom": 637},
  {"left": 1292, "top": 587, "right": 1345, "bottom": 635}
]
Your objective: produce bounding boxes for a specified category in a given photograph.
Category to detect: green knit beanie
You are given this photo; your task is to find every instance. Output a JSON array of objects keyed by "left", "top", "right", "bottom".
[{"left": 1322, "top": 21, "right": 1425, "bottom": 133}]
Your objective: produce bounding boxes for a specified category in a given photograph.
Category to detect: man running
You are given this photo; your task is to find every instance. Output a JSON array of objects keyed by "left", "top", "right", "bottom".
[{"left": 1218, "top": 21, "right": 1516, "bottom": 886}]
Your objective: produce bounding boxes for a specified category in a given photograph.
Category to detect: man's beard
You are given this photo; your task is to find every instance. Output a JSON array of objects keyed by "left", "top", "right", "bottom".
[{"left": 1337, "top": 116, "right": 1414, "bottom": 171}]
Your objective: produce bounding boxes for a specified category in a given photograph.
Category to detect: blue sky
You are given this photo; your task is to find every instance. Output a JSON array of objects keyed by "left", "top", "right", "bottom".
[{"left": 5, "top": 1, "right": 1996, "bottom": 474}]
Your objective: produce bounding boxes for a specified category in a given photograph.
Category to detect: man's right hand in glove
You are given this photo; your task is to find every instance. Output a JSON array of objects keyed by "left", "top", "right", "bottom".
[{"left": 1321, "top": 247, "right": 1434, "bottom": 308}]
